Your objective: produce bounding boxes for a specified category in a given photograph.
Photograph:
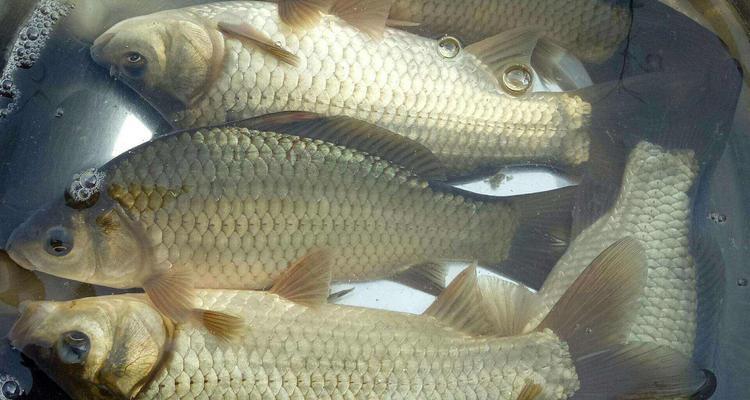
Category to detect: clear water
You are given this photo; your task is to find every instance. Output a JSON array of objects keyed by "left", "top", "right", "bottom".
[{"left": 0, "top": 0, "right": 748, "bottom": 399}]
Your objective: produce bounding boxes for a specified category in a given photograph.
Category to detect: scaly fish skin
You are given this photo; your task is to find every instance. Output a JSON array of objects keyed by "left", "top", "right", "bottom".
[
  {"left": 6, "top": 125, "right": 521, "bottom": 291},
  {"left": 528, "top": 141, "right": 699, "bottom": 356},
  {"left": 389, "top": 0, "right": 631, "bottom": 63},
  {"left": 11, "top": 290, "right": 578, "bottom": 400},
  {"left": 91, "top": 1, "right": 592, "bottom": 178}
]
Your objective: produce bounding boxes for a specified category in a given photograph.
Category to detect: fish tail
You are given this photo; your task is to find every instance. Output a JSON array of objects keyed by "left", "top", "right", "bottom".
[
  {"left": 485, "top": 185, "right": 576, "bottom": 290},
  {"left": 570, "top": 57, "right": 742, "bottom": 234},
  {"left": 532, "top": 238, "right": 709, "bottom": 399}
]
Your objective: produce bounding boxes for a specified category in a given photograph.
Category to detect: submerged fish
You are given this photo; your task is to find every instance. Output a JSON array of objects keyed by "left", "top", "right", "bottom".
[
  {"left": 9, "top": 245, "right": 706, "bottom": 399},
  {"left": 511, "top": 142, "right": 711, "bottom": 361},
  {"left": 5, "top": 113, "right": 573, "bottom": 324},
  {"left": 88, "top": 0, "right": 635, "bottom": 179},
  {"left": 0, "top": 251, "right": 44, "bottom": 312},
  {"left": 272, "top": 0, "right": 630, "bottom": 63}
]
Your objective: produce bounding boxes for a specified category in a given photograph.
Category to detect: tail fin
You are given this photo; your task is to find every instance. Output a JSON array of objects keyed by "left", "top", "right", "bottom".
[
  {"left": 534, "top": 238, "right": 706, "bottom": 399},
  {"left": 491, "top": 186, "right": 576, "bottom": 290},
  {"left": 571, "top": 58, "right": 743, "bottom": 233}
]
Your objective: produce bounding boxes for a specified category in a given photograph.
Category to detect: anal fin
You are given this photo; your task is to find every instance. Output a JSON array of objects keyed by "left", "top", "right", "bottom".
[
  {"left": 423, "top": 264, "right": 492, "bottom": 336},
  {"left": 390, "top": 262, "right": 444, "bottom": 296}
]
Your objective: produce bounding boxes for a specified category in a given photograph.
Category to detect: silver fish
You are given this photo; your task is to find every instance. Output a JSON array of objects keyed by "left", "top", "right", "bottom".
[
  {"left": 6, "top": 114, "right": 573, "bottom": 325},
  {"left": 8, "top": 245, "right": 707, "bottom": 399}
]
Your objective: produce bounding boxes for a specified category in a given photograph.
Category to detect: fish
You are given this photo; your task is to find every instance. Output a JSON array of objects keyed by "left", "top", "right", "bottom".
[
  {"left": 0, "top": 251, "right": 45, "bottom": 312},
  {"left": 8, "top": 245, "right": 707, "bottom": 400},
  {"left": 272, "top": 0, "right": 631, "bottom": 63},
  {"left": 88, "top": 1, "right": 660, "bottom": 180},
  {"left": 515, "top": 141, "right": 712, "bottom": 361},
  {"left": 5, "top": 113, "right": 574, "bottom": 324}
]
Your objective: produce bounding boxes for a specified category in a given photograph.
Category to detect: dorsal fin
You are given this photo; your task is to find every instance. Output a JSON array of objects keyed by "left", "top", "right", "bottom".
[
  {"left": 465, "top": 27, "right": 543, "bottom": 94},
  {"left": 277, "top": 0, "right": 333, "bottom": 29},
  {"left": 423, "top": 264, "right": 493, "bottom": 336},
  {"left": 536, "top": 238, "right": 646, "bottom": 356},
  {"left": 270, "top": 249, "right": 332, "bottom": 307},
  {"left": 235, "top": 112, "right": 448, "bottom": 180},
  {"left": 216, "top": 16, "right": 300, "bottom": 67},
  {"left": 478, "top": 277, "right": 539, "bottom": 337},
  {"left": 329, "top": 0, "right": 393, "bottom": 38}
]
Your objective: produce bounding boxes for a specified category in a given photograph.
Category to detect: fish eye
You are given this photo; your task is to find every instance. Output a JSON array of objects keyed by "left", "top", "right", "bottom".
[
  {"left": 126, "top": 52, "right": 143, "bottom": 64},
  {"left": 57, "top": 330, "right": 90, "bottom": 364},
  {"left": 121, "top": 52, "right": 147, "bottom": 79},
  {"left": 44, "top": 226, "right": 73, "bottom": 257}
]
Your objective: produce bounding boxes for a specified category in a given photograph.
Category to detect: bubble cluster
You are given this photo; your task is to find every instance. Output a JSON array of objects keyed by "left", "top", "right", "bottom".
[
  {"left": 0, "top": 375, "right": 23, "bottom": 400},
  {"left": 10, "top": 0, "right": 72, "bottom": 70},
  {"left": 1, "top": 0, "right": 72, "bottom": 118},
  {"left": 68, "top": 168, "right": 106, "bottom": 204}
]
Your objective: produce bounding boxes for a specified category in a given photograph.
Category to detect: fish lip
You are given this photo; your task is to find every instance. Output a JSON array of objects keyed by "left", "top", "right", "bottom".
[{"left": 4, "top": 236, "right": 33, "bottom": 271}]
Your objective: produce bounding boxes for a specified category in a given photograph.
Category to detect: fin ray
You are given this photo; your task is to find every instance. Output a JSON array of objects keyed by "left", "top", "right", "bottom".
[
  {"left": 277, "top": 0, "right": 333, "bottom": 29},
  {"left": 390, "top": 263, "right": 445, "bottom": 296},
  {"left": 478, "top": 277, "right": 538, "bottom": 337},
  {"left": 537, "top": 238, "right": 646, "bottom": 355},
  {"left": 270, "top": 249, "right": 332, "bottom": 306},
  {"left": 329, "top": 0, "right": 393, "bottom": 38},
  {"left": 217, "top": 18, "right": 300, "bottom": 67},
  {"left": 235, "top": 112, "right": 448, "bottom": 180},
  {"left": 424, "top": 264, "right": 493, "bottom": 336},
  {"left": 143, "top": 268, "right": 195, "bottom": 323},
  {"left": 191, "top": 309, "right": 245, "bottom": 342}
]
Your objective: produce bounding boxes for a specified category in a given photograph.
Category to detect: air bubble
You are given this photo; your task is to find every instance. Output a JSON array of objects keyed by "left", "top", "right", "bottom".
[
  {"left": 437, "top": 36, "right": 461, "bottom": 59},
  {"left": 55, "top": 107, "right": 64, "bottom": 118},
  {"left": 708, "top": 212, "right": 727, "bottom": 224},
  {"left": 1, "top": 80, "right": 12, "bottom": 91},
  {"left": 68, "top": 168, "right": 106, "bottom": 205},
  {"left": 501, "top": 65, "right": 533, "bottom": 95},
  {"left": 26, "top": 27, "right": 39, "bottom": 41},
  {"left": 0, "top": 375, "right": 22, "bottom": 399},
  {"left": 738, "top": 278, "right": 748, "bottom": 287}
]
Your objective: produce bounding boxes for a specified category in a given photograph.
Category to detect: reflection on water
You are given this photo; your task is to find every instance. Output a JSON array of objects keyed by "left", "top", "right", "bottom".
[{"left": 111, "top": 114, "right": 153, "bottom": 157}]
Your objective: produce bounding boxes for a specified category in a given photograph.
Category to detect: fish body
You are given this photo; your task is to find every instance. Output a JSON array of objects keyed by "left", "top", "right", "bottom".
[
  {"left": 90, "top": 1, "right": 593, "bottom": 178},
  {"left": 6, "top": 118, "right": 573, "bottom": 321},
  {"left": 388, "top": 0, "right": 631, "bottom": 63},
  {"left": 11, "top": 242, "right": 699, "bottom": 400},
  {"left": 528, "top": 141, "right": 700, "bottom": 356}
]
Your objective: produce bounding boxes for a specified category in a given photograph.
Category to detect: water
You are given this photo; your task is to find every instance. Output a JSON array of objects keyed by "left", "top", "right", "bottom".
[{"left": 0, "top": 0, "right": 748, "bottom": 399}]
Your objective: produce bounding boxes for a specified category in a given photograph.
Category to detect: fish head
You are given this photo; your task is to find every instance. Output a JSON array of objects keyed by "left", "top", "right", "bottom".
[
  {"left": 90, "top": 11, "right": 220, "bottom": 112},
  {"left": 5, "top": 195, "right": 152, "bottom": 289},
  {"left": 9, "top": 296, "right": 171, "bottom": 400}
]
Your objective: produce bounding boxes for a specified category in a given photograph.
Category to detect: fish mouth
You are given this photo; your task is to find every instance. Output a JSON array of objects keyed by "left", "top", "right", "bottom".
[
  {"left": 4, "top": 233, "right": 33, "bottom": 270},
  {"left": 90, "top": 32, "right": 115, "bottom": 66}
]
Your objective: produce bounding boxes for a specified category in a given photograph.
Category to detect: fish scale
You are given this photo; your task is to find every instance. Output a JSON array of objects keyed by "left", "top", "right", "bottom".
[
  {"left": 388, "top": 0, "right": 630, "bottom": 63},
  {"left": 98, "top": 1, "right": 592, "bottom": 178},
  {"left": 528, "top": 142, "right": 698, "bottom": 356},
  {"left": 136, "top": 289, "right": 578, "bottom": 399},
  {"left": 107, "top": 126, "right": 517, "bottom": 289}
]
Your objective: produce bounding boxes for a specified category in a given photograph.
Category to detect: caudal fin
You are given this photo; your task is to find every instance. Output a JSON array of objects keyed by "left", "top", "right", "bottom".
[
  {"left": 534, "top": 238, "right": 707, "bottom": 399},
  {"left": 490, "top": 186, "right": 576, "bottom": 290},
  {"left": 571, "top": 58, "right": 742, "bottom": 233}
]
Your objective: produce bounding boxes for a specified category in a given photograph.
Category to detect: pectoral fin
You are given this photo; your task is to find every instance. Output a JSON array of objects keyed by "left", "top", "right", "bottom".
[
  {"left": 217, "top": 17, "right": 300, "bottom": 67},
  {"left": 142, "top": 268, "right": 195, "bottom": 323},
  {"left": 270, "top": 249, "right": 332, "bottom": 307},
  {"left": 277, "top": 0, "right": 333, "bottom": 29}
]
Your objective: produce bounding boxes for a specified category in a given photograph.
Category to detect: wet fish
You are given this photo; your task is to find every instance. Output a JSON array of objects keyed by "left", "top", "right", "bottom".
[
  {"left": 272, "top": 0, "right": 631, "bottom": 63},
  {"left": 5, "top": 113, "right": 574, "bottom": 324},
  {"left": 518, "top": 142, "right": 710, "bottom": 359},
  {"left": 0, "top": 251, "right": 44, "bottom": 312},
  {"left": 9, "top": 246, "right": 705, "bottom": 399},
  {"left": 88, "top": 1, "right": 634, "bottom": 179}
]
